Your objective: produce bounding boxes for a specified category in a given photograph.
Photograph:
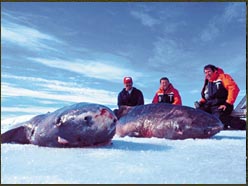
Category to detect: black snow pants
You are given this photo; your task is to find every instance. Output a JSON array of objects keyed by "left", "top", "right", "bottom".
[{"left": 198, "top": 103, "right": 246, "bottom": 130}]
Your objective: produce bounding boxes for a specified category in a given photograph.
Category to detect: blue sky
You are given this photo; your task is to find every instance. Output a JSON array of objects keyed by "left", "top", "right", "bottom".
[{"left": 1, "top": 2, "right": 246, "bottom": 119}]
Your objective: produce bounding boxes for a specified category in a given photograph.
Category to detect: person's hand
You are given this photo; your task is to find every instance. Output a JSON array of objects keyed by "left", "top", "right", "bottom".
[{"left": 218, "top": 104, "right": 226, "bottom": 111}]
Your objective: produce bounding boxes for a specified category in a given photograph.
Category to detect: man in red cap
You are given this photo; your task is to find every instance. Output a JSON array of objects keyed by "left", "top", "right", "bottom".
[{"left": 117, "top": 77, "right": 144, "bottom": 108}]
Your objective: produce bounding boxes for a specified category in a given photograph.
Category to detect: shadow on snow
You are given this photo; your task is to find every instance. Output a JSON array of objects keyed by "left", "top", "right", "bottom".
[{"left": 104, "top": 139, "right": 172, "bottom": 152}]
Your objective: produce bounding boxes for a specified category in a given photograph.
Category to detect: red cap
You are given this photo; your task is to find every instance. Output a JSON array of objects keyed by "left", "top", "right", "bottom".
[{"left": 123, "top": 77, "right": 133, "bottom": 84}]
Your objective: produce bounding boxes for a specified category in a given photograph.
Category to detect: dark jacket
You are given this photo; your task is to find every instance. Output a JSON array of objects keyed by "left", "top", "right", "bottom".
[
  {"left": 117, "top": 87, "right": 144, "bottom": 108},
  {"left": 200, "top": 68, "right": 240, "bottom": 107}
]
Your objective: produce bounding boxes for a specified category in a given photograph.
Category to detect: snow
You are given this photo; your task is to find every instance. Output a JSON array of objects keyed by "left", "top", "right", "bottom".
[{"left": 1, "top": 115, "right": 246, "bottom": 184}]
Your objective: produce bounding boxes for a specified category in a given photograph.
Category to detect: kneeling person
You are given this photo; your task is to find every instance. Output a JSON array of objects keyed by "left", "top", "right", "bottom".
[{"left": 195, "top": 64, "right": 245, "bottom": 130}]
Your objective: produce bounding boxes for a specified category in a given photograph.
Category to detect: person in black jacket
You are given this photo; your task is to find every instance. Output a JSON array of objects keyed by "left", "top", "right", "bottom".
[
  {"left": 117, "top": 77, "right": 144, "bottom": 108},
  {"left": 194, "top": 64, "right": 245, "bottom": 130}
]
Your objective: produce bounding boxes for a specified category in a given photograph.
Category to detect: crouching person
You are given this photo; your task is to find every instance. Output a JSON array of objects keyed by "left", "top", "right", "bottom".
[{"left": 195, "top": 64, "right": 246, "bottom": 130}]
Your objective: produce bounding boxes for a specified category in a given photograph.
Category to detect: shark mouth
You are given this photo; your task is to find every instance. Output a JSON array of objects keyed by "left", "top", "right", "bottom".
[{"left": 57, "top": 136, "right": 69, "bottom": 145}]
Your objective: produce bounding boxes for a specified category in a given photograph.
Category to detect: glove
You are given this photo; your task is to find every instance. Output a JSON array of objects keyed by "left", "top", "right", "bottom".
[
  {"left": 224, "top": 102, "right": 234, "bottom": 111},
  {"left": 194, "top": 101, "right": 201, "bottom": 109},
  {"left": 224, "top": 102, "right": 232, "bottom": 107}
]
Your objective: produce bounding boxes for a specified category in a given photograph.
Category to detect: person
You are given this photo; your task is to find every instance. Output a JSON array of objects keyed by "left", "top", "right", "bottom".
[
  {"left": 194, "top": 64, "right": 245, "bottom": 130},
  {"left": 152, "top": 77, "right": 182, "bottom": 105},
  {"left": 117, "top": 77, "right": 144, "bottom": 108}
]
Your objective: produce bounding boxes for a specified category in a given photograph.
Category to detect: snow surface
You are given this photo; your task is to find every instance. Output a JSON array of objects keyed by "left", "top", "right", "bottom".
[{"left": 1, "top": 115, "right": 246, "bottom": 184}]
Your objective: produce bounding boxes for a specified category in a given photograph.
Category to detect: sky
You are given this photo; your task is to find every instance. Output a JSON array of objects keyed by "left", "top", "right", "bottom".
[
  {"left": 1, "top": 115, "right": 246, "bottom": 184},
  {"left": 1, "top": 2, "right": 246, "bottom": 120}
]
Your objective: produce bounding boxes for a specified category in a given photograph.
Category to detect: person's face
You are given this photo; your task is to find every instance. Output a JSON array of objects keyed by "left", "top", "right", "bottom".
[
  {"left": 204, "top": 68, "right": 214, "bottom": 81},
  {"left": 160, "top": 79, "right": 169, "bottom": 90},
  {"left": 125, "top": 82, "right": 133, "bottom": 91}
]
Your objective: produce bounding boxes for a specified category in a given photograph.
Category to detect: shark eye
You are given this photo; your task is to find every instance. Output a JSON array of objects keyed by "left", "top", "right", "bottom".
[
  {"left": 83, "top": 116, "right": 93, "bottom": 126},
  {"left": 84, "top": 116, "right": 92, "bottom": 122}
]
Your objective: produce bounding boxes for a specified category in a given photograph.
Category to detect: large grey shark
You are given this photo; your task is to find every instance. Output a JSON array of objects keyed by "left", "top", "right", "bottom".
[
  {"left": 1, "top": 103, "right": 117, "bottom": 147},
  {"left": 116, "top": 103, "right": 223, "bottom": 139}
]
